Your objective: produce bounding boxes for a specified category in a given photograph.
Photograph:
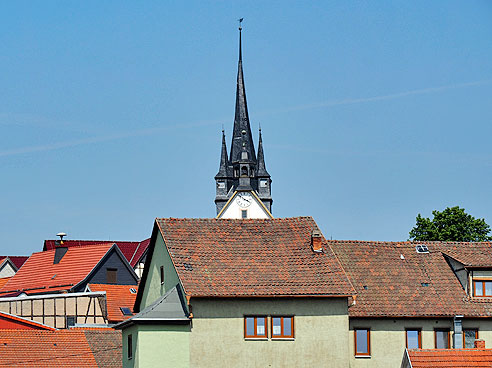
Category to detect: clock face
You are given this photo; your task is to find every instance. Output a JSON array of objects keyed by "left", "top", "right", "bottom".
[{"left": 236, "top": 192, "right": 252, "bottom": 208}]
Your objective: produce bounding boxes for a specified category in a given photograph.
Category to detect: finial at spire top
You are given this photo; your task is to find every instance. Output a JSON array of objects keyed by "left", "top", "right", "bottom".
[{"left": 238, "top": 18, "right": 244, "bottom": 61}]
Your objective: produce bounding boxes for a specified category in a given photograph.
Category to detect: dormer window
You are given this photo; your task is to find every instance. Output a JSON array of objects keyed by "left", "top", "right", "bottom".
[{"left": 473, "top": 280, "right": 492, "bottom": 297}]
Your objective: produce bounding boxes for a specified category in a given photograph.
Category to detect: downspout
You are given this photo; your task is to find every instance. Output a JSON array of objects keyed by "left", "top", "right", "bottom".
[{"left": 453, "top": 315, "right": 463, "bottom": 348}]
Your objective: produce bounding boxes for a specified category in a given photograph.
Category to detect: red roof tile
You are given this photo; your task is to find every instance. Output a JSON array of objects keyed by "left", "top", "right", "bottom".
[
  {"left": 152, "top": 217, "right": 354, "bottom": 297},
  {"left": 0, "top": 256, "right": 28, "bottom": 271},
  {"left": 43, "top": 239, "right": 150, "bottom": 267},
  {"left": 0, "top": 311, "right": 55, "bottom": 330},
  {"left": 407, "top": 348, "right": 492, "bottom": 367},
  {"left": 89, "top": 284, "right": 138, "bottom": 322},
  {"left": 331, "top": 241, "right": 492, "bottom": 317},
  {"left": 0, "top": 330, "right": 98, "bottom": 367},
  {"left": 0, "top": 244, "right": 112, "bottom": 295}
]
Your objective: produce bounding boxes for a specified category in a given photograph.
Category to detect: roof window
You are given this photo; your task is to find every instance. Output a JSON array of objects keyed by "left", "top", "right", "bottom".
[
  {"left": 120, "top": 307, "right": 133, "bottom": 316},
  {"left": 416, "top": 244, "right": 429, "bottom": 253},
  {"left": 129, "top": 288, "right": 137, "bottom": 294}
]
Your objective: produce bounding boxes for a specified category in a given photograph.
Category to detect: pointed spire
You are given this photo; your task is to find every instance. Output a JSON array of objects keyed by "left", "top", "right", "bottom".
[
  {"left": 257, "top": 127, "right": 270, "bottom": 177},
  {"left": 215, "top": 130, "right": 229, "bottom": 178},
  {"left": 230, "top": 21, "right": 256, "bottom": 163}
]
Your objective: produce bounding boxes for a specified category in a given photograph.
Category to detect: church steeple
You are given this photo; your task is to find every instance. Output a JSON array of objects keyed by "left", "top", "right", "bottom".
[
  {"left": 214, "top": 21, "right": 273, "bottom": 217},
  {"left": 230, "top": 24, "right": 256, "bottom": 164}
]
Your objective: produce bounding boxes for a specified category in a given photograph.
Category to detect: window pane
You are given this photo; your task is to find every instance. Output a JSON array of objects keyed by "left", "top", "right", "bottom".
[
  {"left": 464, "top": 330, "right": 477, "bottom": 348},
  {"left": 436, "top": 330, "right": 448, "bottom": 349},
  {"left": 475, "top": 281, "right": 483, "bottom": 296},
  {"left": 356, "top": 330, "right": 368, "bottom": 354},
  {"left": 407, "top": 330, "right": 420, "bottom": 349},
  {"left": 284, "top": 318, "right": 292, "bottom": 336},
  {"left": 272, "top": 318, "right": 281, "bottom": 336},
  {"left": 256, "top": 318, "right": 265, "bottom": 336},
  {"left": 485, "top": 282, "right": 492, "bottom": 296},
  {"left": 246, "top": 317, "right": 254, "bottom": 336}
]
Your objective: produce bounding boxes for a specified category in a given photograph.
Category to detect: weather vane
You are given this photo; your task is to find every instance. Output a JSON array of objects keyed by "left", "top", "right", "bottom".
[{"left": 238, "top": 18, "right": 244, "bottom": 30}]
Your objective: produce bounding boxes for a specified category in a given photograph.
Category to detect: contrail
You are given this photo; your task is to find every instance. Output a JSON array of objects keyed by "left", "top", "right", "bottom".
[
  {"left": 261, "top": 79, "right": 492, "bottom": 114},
  {"left": 0, "top": 119, "right": 225, "bottom": 158},
  {"left": 1, "top": 79, "right": 490, "bottom": 158}
]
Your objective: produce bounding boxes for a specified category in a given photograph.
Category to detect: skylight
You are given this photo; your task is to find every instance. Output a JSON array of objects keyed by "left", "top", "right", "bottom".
[
  {"left": 416, "top": 244, "right": 429, "bottom": 253},
  {"left": 120, "top": 307, "right": 133, "bottom": 316}
]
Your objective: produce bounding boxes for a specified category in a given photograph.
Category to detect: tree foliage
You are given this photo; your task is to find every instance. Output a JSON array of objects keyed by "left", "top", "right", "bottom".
[{"left": 409, "top": 206, "right": 492, "bottom": 242}]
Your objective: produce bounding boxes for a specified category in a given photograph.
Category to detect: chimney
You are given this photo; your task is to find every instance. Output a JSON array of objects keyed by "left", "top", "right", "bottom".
[
  {"left": 53, "top": 232, "right": 68, "bottom": 264},
  {"left": 311, "top": 229, "right": 323, "bottom": 253},
  {"left": 474, "top": 339, "right": 485, "bottom": 349}
]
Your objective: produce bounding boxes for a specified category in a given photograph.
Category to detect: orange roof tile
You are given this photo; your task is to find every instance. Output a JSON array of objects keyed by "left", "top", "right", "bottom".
[
  {"left": 140, "top": 217, "right": 354, "bottom": 298},
  {"left": 407, "top": 348, "right": 492, "bottom": 367},
  {"left": 89, "top": 284, "right": 138, "bottom": 322},
  {"left": 0, "top": 277, "right": 11, "bottom": 290},
  {"left": 0, "top": 311, "right": 55, "bottom": 330},
  {"left": 0, "top": 330, "right": 98, "bottom": 367},
  {"left": 0, "top": 244, "right": 112, "bottom": 295}
]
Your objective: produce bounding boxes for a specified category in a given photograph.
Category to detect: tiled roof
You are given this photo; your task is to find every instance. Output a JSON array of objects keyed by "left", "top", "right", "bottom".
[
  {"left": 0, "top": 256, "right": 28, "bottom": 271},
  {"left": 0, "top": 311, "right": 55, "bottom": 330},
  {"left": 0, "top": 244, "right": 112, "bottom": 295},
  {"left": 330, "top": 240, "right": 492, "bottom": 317},
  {"left": 407, "top": 348, "right": 492, "bottom": 367},
  {"left": 88, "top": 284, "right": 138, "bottom": 322},
  {"left": 0, "top": 330, "right": 99, "bottom": 367},
  {"left": 153, "top": 217, "right": 354, "bottom": 297},
  {"left": 83, "top": 329, "right": 122, "bottom": 368},
  {"left": 0, "top": 277, "right": 11, "bottom": 289},
  {"left": 43, "top": 239, "right": 150, "bottom": 267},
  {"left": 7, "top": 256, "right": 29, "bottom": 270}
]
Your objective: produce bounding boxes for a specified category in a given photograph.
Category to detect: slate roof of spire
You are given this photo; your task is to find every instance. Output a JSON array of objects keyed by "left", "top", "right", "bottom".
[
  {"left": 330, "top": 240, "right": 492, "bottom": 317},
  {"left": 135, "top": 217, "right": 354, "bottom": 306},
  {"left": 215, "top": 130, "right": 230, "bottom": 178},
  {"left": 230, "top": 26, "right": 256, "bottom": 164},
  {"left": 256, "top": 129, "right": 269, "bottom": 177}
]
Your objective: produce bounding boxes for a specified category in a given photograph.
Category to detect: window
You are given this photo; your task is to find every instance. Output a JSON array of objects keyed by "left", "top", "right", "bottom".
[
  {"left": 355, "top": 329, "right": 370, "bottom": 356},
  {"left": 106, "top": 268, "right": 117, "bottom": 284},
  {"left": 241, "top": 210, "right": 247, "bottom": 219},
  {"left": 435, "top": 329, "right": 450, "bottom": 349},
  {"left": 160, "top": 266, "right": 164, "bottom": 285},
  {"left": 127, "top": 334, "right": 133, "bottom": 359},
  {"left": 66, "top": 316, "right": 76, "bottom": 327},
  {"left": 271, "top": 316, "right": 294, "bottom": 339},
  {"left": 463, "top": 329, "right": 479, "bottom": 348},
  {"left": 120, "top": 307, "right": 133, "bottom": 316},
  {"left": 406, "top": 329, "right": 421, "bottom": 349},
  {"left": 473, "top": 280, "right": 492, "bottom": 297},
  {"left": 244, "top": 316, "right": 267, "bottom": 338}
]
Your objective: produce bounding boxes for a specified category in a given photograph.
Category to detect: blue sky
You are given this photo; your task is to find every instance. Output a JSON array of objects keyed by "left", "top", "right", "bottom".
[{"left": 1, "top": 1, "right": 491, "bottom": 254}]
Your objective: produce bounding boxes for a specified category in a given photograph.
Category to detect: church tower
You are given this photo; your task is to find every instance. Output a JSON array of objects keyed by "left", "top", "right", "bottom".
[{"left": 215, "top": 24, "right": 273, "bottom": 218}]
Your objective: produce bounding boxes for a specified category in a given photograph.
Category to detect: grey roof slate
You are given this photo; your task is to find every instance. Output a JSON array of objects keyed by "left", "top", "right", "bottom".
[{"left": 114, "top": 285, "right": 189, "bottom": 328}]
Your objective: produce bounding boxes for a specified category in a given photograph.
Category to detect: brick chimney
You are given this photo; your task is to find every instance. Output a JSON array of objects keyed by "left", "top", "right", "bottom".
[
  {"left": 311, "top": 229, "right": 323, "bottom": 253},
  {"left": 475, "top": 339, "right": 485, "bottom": 349}
]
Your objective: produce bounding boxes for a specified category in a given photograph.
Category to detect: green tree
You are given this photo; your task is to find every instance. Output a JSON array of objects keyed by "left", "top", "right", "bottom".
[{"left": 409, "top": 206, "right": 492, "bottom": 242}]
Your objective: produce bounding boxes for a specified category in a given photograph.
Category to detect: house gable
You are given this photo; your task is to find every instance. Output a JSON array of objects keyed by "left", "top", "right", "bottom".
[
  {"left": 136, "top": 223, "right": 182, "bottom": 312},
  {"left": 0, "top": 258, "right": 17, "bottom": 278},
  {"left": 78, "top": 246, "right": 138, "bottom": 291}
]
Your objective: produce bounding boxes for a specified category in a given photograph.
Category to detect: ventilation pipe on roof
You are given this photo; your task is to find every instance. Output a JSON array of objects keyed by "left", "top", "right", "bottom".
[
  {"left": 311, "top": 229, "right": 323, "bottom": 253},
  {"left": 453, "top": 315, "right": 463, "bottom": 348}
]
